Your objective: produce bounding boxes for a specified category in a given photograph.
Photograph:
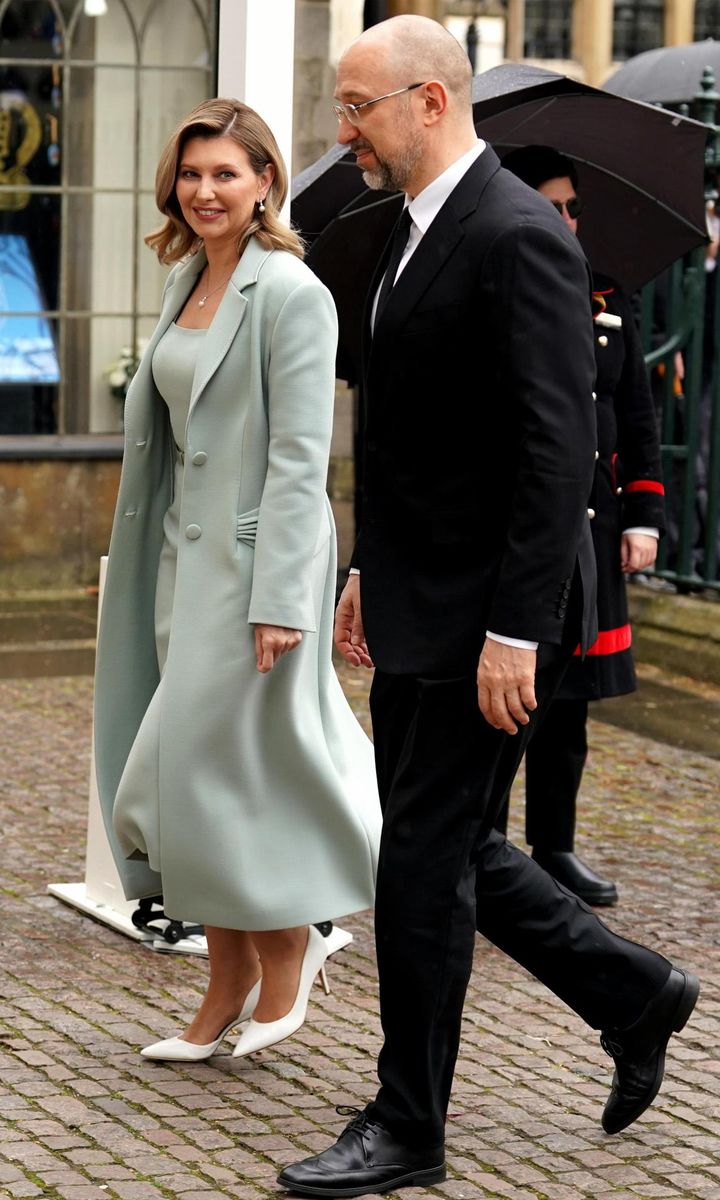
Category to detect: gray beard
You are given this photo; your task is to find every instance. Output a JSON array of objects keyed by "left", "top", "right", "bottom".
[{"left": 361, "top": 131, "right": 424, "bottom": 194}]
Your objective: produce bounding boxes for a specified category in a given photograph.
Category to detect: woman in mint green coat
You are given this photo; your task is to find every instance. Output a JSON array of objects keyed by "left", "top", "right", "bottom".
[{"left": 93, "top": 99, "right": 380, "bottom": 1063}]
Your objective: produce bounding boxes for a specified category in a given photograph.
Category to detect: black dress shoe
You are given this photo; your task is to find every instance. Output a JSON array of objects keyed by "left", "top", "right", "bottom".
[
  {"left": 531, "top": 849, "right": 619, "bottom": 906},
  {"left": 277, "top": 1108, "right": 446, "bottom": 1197},
  {"left": 600, "top": 966, "right": 700, "bottom": 1134}
]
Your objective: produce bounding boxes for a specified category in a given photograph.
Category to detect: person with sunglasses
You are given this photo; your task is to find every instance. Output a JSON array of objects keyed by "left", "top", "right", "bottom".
[{"left": 498, "top": 145, "right": 665, "bottom": 907}]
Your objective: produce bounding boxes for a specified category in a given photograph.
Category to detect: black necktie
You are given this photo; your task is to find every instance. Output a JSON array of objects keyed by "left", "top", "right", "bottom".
[{"left": 375, "top": 207, "right": 412, "bottom": 320}]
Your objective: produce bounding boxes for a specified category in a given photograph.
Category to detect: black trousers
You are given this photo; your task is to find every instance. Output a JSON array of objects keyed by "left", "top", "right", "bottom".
[
  {"left": 365, "top": 656, "right": 671, "bottom": 1145},
  {"left": 496, "top": 695, "right": 589, "bottom": 850}
]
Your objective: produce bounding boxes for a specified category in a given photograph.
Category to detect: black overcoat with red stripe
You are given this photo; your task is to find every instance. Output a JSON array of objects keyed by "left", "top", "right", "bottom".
[{"left": 559, "top": 276, "right": 665, "bottom": 700}]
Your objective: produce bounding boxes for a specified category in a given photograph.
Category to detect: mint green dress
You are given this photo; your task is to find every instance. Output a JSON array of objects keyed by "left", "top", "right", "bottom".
[{"left": 151, "top": 323, "right": 206, "bottom": 672}]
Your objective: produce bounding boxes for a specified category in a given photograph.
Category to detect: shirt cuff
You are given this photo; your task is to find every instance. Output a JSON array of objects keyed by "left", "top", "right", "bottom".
[
  {"left": 348, "top": 567, "right": 360, "bottom": 575},
  {"left": 486, "top": 631, "right": 539, "bottom": 651},
  {"left": 623, "top": 527, "right": 659, "bottom": 538}
]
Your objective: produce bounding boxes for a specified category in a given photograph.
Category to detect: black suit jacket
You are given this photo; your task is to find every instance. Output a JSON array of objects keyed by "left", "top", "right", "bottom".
[{"left": 356, "top": 146, "right": 598, "bottom": 675}]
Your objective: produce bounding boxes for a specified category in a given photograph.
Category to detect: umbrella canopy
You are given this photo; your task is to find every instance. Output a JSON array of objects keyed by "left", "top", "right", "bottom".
[
  {"left": 292, "top": 63, "right": 709, "bottom": 382},
  {"left": 604, "top": 39, "right": 720, "bottom": 107}
]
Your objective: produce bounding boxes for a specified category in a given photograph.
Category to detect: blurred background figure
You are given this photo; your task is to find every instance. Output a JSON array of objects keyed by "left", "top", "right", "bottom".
[{"left": 497, "top": 145, "right": 665, "bottom": 906}]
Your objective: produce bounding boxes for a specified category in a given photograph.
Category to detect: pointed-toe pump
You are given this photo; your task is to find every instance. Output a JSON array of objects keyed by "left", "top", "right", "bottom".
[
  {"left": 140, "top": 978, "right": 261, "bottom": 1061},
  {"left": 232, "top": 925, "right": 331, "bottom": 1059}
]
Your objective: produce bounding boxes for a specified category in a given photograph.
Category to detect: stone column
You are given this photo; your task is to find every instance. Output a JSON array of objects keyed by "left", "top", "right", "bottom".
[
  {"left": 665, "top": 0, "right": 695, "bottom": 45},
  {"left": 505, "top": 0, "right": 525, "bottom": 61},
  {"left": 386, "top": 0, "right": 442, "bottom": 17},
  {"left": 572, "top": 0, "right": 613, "bottom": 86}
]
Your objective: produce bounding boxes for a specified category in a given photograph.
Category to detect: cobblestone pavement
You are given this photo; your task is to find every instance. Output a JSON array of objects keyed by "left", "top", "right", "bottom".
[{"left": 1, "top": 667, "right": 718, "bottom": 1200}]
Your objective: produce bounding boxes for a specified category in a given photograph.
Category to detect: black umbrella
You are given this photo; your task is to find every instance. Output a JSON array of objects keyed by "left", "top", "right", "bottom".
[
  {"left": 293, "top": 63, "right": 709, "bottom": 381},
  {"left": 604, "top": 39, "right": 720, "bottom": 107}
]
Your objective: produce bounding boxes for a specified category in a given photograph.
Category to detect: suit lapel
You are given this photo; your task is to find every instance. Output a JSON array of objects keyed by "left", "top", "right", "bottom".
[{"left": 364, "top": 147, "right": 502, "bottom": 377}]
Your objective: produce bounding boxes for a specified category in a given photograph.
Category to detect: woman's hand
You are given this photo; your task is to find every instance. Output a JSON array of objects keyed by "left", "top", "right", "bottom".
[{"left": 254, "top": 624, "right": 302, "bottom": 673}]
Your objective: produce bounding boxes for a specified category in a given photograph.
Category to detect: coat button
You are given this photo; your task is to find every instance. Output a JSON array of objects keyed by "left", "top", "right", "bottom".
[
  {"left": 191, "top": 451, "right": 207, "bottom": 466},
  {"left": 185, "top": 524, "right": 202, "bottom": 540},
  {"left": 592, "top": 391, "right": 597, "bottom": 400},
  {"left": 616, "top": 486, "right": 623, "bottom": 495},
  {"left": 587, "top": 507, "right": 596, "bottom": 519},
  {"left": 594, "top": 450, "right": 599, "bottom": 460},
  {"left": 598, "top": 335, "right": 608, "bottom": 347}
]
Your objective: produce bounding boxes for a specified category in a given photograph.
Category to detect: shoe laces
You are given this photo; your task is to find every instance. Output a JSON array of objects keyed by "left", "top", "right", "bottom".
[
  {"left": 600, "top": 1033, "right": 624, "bottom": 1058},
  {"left": 335, "top": 1106, "right": 381, "bottom": 1136}
]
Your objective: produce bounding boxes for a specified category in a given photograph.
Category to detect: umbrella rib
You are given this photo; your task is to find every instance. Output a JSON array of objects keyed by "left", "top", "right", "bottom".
[
  {"left": 486, "top": 95, "right": 562, "bottom": 141},
  {"left": 569, "top": 154, "right": 708, "bottom": 237}
]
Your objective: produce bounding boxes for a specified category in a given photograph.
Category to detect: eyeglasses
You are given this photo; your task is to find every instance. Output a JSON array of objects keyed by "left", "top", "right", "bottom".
[
  {"left": 332, "top": 82, "right": 426, "bottom": 125},
  {"left": 550, "top": 196, "right": 584, "bottom": 220}
]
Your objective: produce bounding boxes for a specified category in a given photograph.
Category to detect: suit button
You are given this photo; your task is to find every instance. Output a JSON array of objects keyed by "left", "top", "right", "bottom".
[
  {"left": 616, "top": 486, "right": 623, "bottom": 495},
  {"left": 185, "top": 524, "right": 202, "bottom": 540},
  {"left": 191, "top": 451, "right": 207, "bottom": 466},
  {"left": 598, "top": 335, "right": 608, "bottom": 347},
  {"left": 587, "top": 508, "right": 596, "bottom": 519},
  {"left": 594, "top": 450, "right": 599, "bottom": 460},
  {"left": 592, "top": 391, "right": 597, "bottom": 400}
]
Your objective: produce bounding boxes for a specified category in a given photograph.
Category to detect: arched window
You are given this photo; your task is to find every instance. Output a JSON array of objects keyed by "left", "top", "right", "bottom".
[
  {"left": 613, "top": 0, "right": 664, "bottom": 61},
  {"left": 694, "top": 0, "right": 720, "bottom": 41},
  {"left": 0, "top": 0, "right": 216, "bottom": 435},
  {"left": 523, "top": 0, "right": 572, "bottom": 59}
]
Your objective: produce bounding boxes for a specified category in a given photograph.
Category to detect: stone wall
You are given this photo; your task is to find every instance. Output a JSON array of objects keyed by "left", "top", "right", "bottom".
[{"left": 0, "top": 440, "right": 122, "bottom": 591}]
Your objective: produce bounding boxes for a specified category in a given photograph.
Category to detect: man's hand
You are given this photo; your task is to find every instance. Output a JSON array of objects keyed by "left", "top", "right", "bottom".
[
  {"left": 477, "top": 639, "right": 537, "bottom": 734},
  {"left": 334, "top": 574, "right": 373, "bottom": 667},
  {"left": 620, "top": 532, "right": 658, "bottom": 574},
  {"left": 254, "top": 624, "right": 302, "bottom": 673}
]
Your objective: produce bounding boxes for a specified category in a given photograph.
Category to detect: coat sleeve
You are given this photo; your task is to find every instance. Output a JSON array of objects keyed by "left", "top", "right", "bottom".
[
  {"left": 247, "top": 277, "right": 339, "bottom": 631},
  {"left": 613, "top": 288, "right": 666, "bottom": 535},
  {"left": 484, "top": 221, "right": 597, "bottom": 643}
]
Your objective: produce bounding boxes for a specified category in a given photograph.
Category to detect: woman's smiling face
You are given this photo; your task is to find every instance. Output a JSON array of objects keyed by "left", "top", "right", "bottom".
[{"left": 175, "top": 135, "right": 273, "bottom": 249}]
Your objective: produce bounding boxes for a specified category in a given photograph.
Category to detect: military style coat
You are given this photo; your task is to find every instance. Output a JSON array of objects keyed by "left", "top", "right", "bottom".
[
  {"left": 560, "top": 276, "right": 665, "bottom": 699},
  {"left": 93, "top": 237, "right": 381, "bottom": 930}
]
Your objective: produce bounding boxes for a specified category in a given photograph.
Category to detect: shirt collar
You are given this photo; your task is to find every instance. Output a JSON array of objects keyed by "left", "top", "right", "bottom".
[{"left": 407, "top": 140, "right": 485, "bottom": 235}]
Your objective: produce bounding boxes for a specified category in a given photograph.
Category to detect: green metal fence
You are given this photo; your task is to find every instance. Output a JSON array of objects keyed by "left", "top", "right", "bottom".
[{"left": 638, "top": 69, "right": 720, "bottom": 593}]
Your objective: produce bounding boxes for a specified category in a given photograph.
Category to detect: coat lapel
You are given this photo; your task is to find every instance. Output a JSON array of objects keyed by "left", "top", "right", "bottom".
[{"left": 189, "top": 236, "right": 273, "bottom": 418}]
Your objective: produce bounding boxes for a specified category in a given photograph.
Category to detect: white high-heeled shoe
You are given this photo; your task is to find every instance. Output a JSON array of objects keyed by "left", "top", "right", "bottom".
[
  {"left": 232, "top": 925, "right": 331, "bottom": 1059},
  {"left": 140, "top": 978, "right": 261, "bottom": 1061}
]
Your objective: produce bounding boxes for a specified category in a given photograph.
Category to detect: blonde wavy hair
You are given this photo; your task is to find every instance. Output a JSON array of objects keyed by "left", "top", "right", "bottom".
[{"left": 145, "top": 98, "right": 304, "bottom": 263}]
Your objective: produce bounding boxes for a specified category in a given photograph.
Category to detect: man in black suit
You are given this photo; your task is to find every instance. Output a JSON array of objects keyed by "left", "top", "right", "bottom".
[{"left": 279, "top": 15, "right": 698, "bottom": 1198}]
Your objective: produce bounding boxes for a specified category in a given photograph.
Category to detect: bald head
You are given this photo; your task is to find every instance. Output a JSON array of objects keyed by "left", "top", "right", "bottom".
[
  {"left": 343, "top": 15, "right": 472, "bottom": 111},
  {"left": 335, "top": 14, "right": 477, "bottom": 197}
]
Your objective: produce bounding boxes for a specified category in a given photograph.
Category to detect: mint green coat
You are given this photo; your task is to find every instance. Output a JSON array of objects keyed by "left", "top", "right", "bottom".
[{"left": 93, "top": 238, "right": 381, "bottom": 930}]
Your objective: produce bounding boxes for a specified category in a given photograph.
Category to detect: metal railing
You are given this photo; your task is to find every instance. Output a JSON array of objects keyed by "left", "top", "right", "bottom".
[{"left": 638, "top": 69, "right": 720, "bottom": 593}]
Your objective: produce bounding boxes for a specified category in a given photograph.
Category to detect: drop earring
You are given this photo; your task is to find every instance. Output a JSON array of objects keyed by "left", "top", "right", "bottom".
[{"left": 258, "top": 197, "right": 266, "bottom": 213}]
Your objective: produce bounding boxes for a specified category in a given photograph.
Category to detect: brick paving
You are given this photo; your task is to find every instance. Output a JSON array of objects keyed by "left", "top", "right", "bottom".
[{"left": 0, "top": 667, "right": 718, "bottom": 1200}]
